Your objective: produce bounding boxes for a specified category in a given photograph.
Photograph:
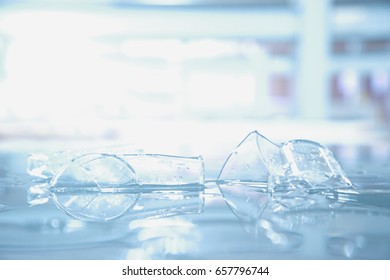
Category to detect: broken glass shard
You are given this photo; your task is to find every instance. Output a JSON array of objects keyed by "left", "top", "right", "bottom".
[
  {"left": 28, "top": 153, "right": 205, "bottom": 221},
  {"left": 325, "top": 187, "right": 390, "bottom": 209},
  {"left": 215, "top": 181, "right": 304, "bottom": 250},
  {"left": 27, "top": 144, "right": 140, "bottom": 179},
  {"left": 217, "top": 131, "right": 353, "bottom": 236},
  {"left": 217, "top": 182, "right": 271, "bottom": 223},
  {"left": 217, "top": 131, "right": 272, "bottom": 185},
  {"left": 217, "top": 131, "right": 390, "bottom": 256},
  {"left": 217, "top": 130, "right": 352, "bottom": 192}
]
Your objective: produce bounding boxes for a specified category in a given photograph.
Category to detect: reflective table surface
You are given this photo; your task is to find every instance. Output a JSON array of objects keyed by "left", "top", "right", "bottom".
[{"left": 1, "top": 145, "right": 390, "bottom": 260}]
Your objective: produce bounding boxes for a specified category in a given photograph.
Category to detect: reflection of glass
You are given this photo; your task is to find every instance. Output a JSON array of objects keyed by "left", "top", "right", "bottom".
[
  {"left": 217, "top": 178, "right": 390, "bottom": 258},
  {"left": 28, "top": 153, "right": 205, "bottom": 222},
  {"left": 216, "top": 130, "right": 361, "bottom": 253},
  {"left": 217, "top": 130, "right": 354, "bottom": 230},
  {"left": 216, "top": 181, "right": 303, "bottom": 250},
  {"left": 217, "top": 130, "right": 390, "bottom": 258},
  {"left": 325, "top": 187, "right": 390, "bottom": 209}
]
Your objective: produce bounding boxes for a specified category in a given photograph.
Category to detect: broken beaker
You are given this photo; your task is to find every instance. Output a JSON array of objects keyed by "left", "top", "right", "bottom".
[{"left": 28, "top": 153, "right": 205, "bottom": 221}]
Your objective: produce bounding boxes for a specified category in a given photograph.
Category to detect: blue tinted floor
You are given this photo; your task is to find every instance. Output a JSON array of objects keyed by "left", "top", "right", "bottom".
[{"left": 0, "top": 147, "right": 390, "bottom": 260}]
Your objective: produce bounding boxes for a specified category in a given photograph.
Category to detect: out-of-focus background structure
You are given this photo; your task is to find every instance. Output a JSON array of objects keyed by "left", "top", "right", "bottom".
[
  {"left": 1, "top": 1, "right": 390, "bottom": 261},
  {"left": 0, "top": 0, "right": 390, "bottom": 163}
]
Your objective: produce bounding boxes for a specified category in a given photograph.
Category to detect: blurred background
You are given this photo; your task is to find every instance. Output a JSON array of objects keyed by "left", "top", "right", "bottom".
[
  {"left": 2, "top": 1, "right": 390, "bottom": 262},
  {"left": 0, "top": 0, "right": 390, "bottom": 167}
]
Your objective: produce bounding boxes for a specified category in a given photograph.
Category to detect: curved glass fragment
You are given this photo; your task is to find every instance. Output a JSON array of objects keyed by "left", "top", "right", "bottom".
[
  {"left": 217, "top": 131, "right": 273, "bottom": 184},
  {"left": 26, "top": 144, "right": 140, "bottom": 179},
  {"left": 217, "top": 131, "right": 355, "bottom": 248},
  {"left": 216, "top": 179, "right": 354, "bottom": 252},
  {"left": 28, "top": 153, "right": 205, "bottom": 222},
  {"left": 218, "top": 130, "right": 352, "bottom": 192},
  {"left": 49, "top": 154, "right": 139, "bottom": 221},
  {"left": 119, "top": 154, "right": 205, "bottom": 186},
  {"left": 216, "top": 131, "right": 390, "bottom": 258},
  {"left": 216, "top": 181, "right": 303, "bottom": 250}
]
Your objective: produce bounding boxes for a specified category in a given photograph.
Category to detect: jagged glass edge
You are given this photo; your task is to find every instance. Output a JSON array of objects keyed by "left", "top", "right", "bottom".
[{"left": 216, "top": 130, "right": 279, "bottom": 184}]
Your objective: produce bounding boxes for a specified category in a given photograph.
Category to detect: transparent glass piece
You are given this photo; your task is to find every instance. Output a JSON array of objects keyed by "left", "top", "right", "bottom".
[
  {"left": 274, "top": 140, "right": 352, "bottom": 189},
  {"left": 28, "top": 183, "right": 204, "bottom": 222},
  {"left": 217, "top": 131, "right": 353, "bottom": 243},
  {"left": 325, "top": 187, "right": 390, "bottom": 209},
  {"left": 27, "top": 183, "right": 50, "bottom": 206},
  {"left": 48, "top": 153, "right": 139, "bottom": 221},
  {"left": 124, "top": 187, "right": 205, "bottom": 220},
  {"left": 218, "top": 130, "right": 352, "bottom": 192},
  {"left": 28, "top": 153, "right": 205, "bottom": 222},
  {"left": 217, "top": 181, "right": 334, "bottom": 226},
  {"left": 216, "top": 181, "right": 303, "bottom": 250},
  {"left": 216, "top": 178, "right": 353, "bottom": 252},
  {"left": 27, "top": 152, "right": 73, "bottom": 179},
  {"left": 217, "top": 131, "right": 271, "bottom": 184},
  {"left": 217, "top": 181, "right": 270, "bottom": 223},
  {"left": 120, "top": 154, "right": 205, "bottom": 186},
  {"left": 27, "top": 144, "right": 140, "bottom": 179}
]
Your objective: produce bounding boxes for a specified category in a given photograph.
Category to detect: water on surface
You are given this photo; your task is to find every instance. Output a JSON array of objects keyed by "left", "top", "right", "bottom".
[{"left": 1, "top": 149, "right": 390, "bottom": 259}]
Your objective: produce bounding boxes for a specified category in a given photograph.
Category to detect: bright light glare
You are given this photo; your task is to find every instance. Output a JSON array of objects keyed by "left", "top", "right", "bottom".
[
  {"left": 1, "top": 10, "right": 123, "bottom": 125},
  {"left": 127, "top": 217, "right": 201, "bottom": 258},
  {"left": 187, "top": 73, "right": 256, "bottom": 111},
  {"left": 121, "top": 39, "right": 240, "bottom": 61},
  {"left": 0, "top": 9, "right": 264, "bottom": 128}
]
